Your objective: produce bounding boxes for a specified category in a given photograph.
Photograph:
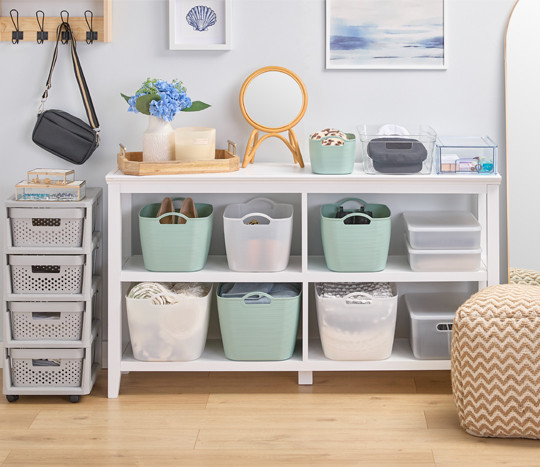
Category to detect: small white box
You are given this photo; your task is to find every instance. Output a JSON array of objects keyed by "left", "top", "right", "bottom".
[
  {"left": 315, "top": 283, "right": 398, "bottom": 361},
  {"left": 405, "top": 292, "right": 469, "bottom": 359},
  {"left": 406, "top": 238, "right": 482, "bottom": 272},
  {"left": 403, "top": 211, "right": 481, "bottom": 250}
]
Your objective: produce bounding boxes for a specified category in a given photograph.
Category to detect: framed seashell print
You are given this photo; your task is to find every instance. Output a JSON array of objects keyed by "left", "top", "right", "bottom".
[
  {"left": 326, "top": 0, "right": 447, "bottom": 70},
  {"left": 169, "top": 0, "right": 231, "bottom": 50}
]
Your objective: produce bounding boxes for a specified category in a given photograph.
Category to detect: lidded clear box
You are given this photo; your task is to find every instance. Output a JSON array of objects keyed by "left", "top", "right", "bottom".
[
  {"left": 358, "top": 124, "right": 436, "bottom": 175},
  {"left": 15, "top": 180, "right": 86, "bottom": 201},
  {"left": 436, "top": 136, "right": 497, "bottom": 174},
  {"left": 27, "top": 168, "right": 75, "bottom": 185}
]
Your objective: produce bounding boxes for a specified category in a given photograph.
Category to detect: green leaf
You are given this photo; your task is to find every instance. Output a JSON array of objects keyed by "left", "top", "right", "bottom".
[
  {"left": 181, "top": 101, "right": 211, "bottom": 112},
  {"left": 135, "top": 93, "right": 160, "bottom": 115},
  {"left": 121, "top": 93, "right": 131, "bottom": 104}
]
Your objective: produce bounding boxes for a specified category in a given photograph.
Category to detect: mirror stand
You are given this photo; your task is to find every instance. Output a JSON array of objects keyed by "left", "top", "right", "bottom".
[{"left": 242, "top": 128, "right": 303, "bottom": 167}]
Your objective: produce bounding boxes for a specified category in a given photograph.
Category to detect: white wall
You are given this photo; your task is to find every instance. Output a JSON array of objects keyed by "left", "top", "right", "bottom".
[{"left": 0, "top": 0, "right": 514, "bottom": 286}]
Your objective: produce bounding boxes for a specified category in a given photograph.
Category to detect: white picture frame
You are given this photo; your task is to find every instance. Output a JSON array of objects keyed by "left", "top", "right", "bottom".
[
  {"left": 326, "top": 0, "right": 447, "bottom": 70},
  {"left": 169, "top": 0, "right": 231, "bottom": 50}
]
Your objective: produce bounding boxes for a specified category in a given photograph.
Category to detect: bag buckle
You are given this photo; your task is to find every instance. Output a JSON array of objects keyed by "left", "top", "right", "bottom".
[{"left": 95, "top": 128, "right": 101, "bottom": 146}]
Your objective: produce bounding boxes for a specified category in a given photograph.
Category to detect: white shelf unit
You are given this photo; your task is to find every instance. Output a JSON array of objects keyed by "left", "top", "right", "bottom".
[
  {"left": 2, "top": 188, "right": 103, "bottom": 402},
  {"left": 106, "top": 163, "right": 501, "bottom": 398}
]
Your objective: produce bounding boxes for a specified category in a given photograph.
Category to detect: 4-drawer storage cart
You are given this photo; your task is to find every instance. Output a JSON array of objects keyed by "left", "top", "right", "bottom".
[{"left": 3, "top": 188, "right": 103, "bottom": 402}]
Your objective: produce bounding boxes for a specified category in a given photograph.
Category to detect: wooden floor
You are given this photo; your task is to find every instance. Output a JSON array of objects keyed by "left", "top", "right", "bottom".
[{"left": 0, "top": 370, "right": 538, "bottom": 466}]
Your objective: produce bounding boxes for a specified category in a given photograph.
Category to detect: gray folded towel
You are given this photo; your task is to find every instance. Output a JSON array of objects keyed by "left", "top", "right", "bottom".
[{"left": 220, "top": 283, "right": 300, "bottom": 304}]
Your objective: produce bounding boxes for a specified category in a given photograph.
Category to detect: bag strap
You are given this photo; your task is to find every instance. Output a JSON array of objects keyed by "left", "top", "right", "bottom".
[{"left": 39, "top": 22, "right": 100, "bottom": 130}]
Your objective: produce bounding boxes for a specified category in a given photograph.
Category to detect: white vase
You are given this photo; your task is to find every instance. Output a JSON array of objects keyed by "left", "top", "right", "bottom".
[{"left": 142, "top": 116, "right": 174, "bottom": 162}]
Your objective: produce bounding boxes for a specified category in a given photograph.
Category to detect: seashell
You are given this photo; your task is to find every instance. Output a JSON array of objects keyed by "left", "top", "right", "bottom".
[{"left": 186, "top": 5, "right": 217, "bottom": 32}]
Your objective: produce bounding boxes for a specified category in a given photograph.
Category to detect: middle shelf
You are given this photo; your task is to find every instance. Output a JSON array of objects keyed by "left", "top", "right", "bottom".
[{"left": 121, "top": 254, "right": 487, "bottom": 282}]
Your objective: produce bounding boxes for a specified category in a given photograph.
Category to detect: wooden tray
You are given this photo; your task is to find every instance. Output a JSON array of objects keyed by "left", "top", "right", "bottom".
[{"left": 117, "top": 142, "right": 240, "bottom": 176}]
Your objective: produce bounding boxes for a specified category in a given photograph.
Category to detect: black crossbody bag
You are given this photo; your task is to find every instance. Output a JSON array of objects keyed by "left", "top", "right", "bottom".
[{"left": 32, "top": 22, "right": 100, "bottom": 165}]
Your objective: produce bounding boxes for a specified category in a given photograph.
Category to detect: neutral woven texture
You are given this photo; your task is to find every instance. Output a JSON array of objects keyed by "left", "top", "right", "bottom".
[
  {"left": 509, "top": 267, "right": 540, "bottom": 286},
  {"left": 451, "top": 284, "right": 540, "bottom": 439}
]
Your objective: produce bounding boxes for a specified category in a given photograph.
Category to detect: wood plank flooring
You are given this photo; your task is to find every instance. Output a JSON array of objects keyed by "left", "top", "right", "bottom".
[{"left": 0, "top": 371, "right": 538, "bottom": 466}]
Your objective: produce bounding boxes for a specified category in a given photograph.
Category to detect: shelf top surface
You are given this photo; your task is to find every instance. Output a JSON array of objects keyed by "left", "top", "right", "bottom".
[{"left": 106, "top": 163, "right": 501, "bottom": 188}]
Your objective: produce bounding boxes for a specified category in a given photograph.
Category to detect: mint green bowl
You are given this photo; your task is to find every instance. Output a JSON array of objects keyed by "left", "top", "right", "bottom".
[
  {"left": 321, "top": 198, "right": 391, "bottom": 272},
  {"left": 139, "top": 201, "right": 213, "bottom": 272},
  {"left": 217, "top": 285, "right": 301, "bottom": 361},
  {"left": 309, "top": 134, "right": 356, "bottom": 174}
]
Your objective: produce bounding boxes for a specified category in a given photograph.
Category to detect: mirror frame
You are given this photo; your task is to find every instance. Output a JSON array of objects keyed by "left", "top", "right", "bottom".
[
  {"left": 239, "top": 66, "right": 308, "bottom": 168},
  {"left": 240, "top": 66, "right": 308, "bottom": 133}
]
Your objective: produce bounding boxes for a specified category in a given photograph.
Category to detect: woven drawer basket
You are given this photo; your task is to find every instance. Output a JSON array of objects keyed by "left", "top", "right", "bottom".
[
  {"left": 9, "top": 301, "right": 84, "bottom": 340},
  {"left": 10, "top": 348, "right": 84, "bottom": 387},
  {"left": 451, "top": 284, "right": 540, "bottom": 439},
  {"left": 9, "top": 207, "right": 84, "bottom": 247}
]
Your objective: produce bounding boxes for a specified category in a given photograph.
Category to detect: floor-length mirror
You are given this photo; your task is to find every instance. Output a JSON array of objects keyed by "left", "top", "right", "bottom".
[{"left": 506, "top": 0, "right": 540, "bottom": 281}]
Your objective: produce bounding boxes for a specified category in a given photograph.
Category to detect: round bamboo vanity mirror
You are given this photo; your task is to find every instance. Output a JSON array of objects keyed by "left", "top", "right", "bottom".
[{"left": 239, "top": 66, "right": 308, "bottom": 168}]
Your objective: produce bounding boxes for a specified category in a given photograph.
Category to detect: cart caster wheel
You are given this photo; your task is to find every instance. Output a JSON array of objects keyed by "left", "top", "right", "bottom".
[
  {"left": 6, "top": 395, "right": 19, "bottom": 402},
  {"left": 69, "top": 395, "right": 80, "bottom": 403}
]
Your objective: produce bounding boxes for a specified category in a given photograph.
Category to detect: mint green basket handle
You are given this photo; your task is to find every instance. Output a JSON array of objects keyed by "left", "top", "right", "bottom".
[
  {"left": 335, "top": 198, "right": 367, "bottom": 207},
  {"left": 340, "top": 212, "right": 373, "bottom": 224},
  {"left": 242, "top": 291, "right": 273, "bottom": 305},
  {"left": 155, "top": 212, "right": 191, "bottom": 223},
  {"left": 241, "top": 212, "right": 273, "bottom": 224}
]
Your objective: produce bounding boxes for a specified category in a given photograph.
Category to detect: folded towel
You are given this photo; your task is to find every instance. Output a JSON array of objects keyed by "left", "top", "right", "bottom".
[{"left": 220, "top": 283, "right": 300, "bottom": 304}]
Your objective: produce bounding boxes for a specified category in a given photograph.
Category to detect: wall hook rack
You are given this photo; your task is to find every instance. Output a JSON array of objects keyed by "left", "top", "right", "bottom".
[
  {"left": 85, "top": 10, "right": 97, "bottom": 44},
  {"left": 36, "top": 10, "right": 47, "bottom": 43},
  {"left": 10, "top": 9, "right": 22, "bottom": 44},
  {"left": 0, "top": 1, "right": 112, "bottom": 43},
  {"left": 60, "top": 10, "right": 70, "bottom": 43}
]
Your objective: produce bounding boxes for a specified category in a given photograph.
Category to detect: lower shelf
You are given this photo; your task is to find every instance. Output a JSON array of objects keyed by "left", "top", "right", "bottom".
[{"left": 119, "top": 338, "right": 450, "bottom": 372}]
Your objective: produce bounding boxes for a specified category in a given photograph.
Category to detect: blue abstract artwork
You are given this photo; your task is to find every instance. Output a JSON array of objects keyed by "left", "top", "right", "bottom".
[{"left": 327, "top": 0, "right": 445, "bottom": 69}]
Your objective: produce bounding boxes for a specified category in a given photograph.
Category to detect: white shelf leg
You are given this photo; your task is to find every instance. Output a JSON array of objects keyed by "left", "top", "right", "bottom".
[
  {"left": 487, "top": 184, "right": 500, "bottom": 286},
  {"left": 298, "top": 371, "right": 313, "bottom": 385},
  {"left": 107, "top": 184, "right": 122, "bottom": 398}
]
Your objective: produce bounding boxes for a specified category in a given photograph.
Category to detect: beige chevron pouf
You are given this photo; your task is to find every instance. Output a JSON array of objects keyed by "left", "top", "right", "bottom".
[{"left": 451, "top": 284, "right": 540, "bottom": 439}]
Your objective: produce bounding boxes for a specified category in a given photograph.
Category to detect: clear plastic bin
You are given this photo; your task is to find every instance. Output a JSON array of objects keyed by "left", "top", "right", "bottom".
[
  {"left": 406, "top": 239, "right": 482, "bottom": 272},
  {"left": 403, "top": 211, "right": 481, "bottom": 250},
  {"left": 358, "top": 124, "right": 436, "bottom": 174},
  {"left": 126, "top": 285, "right": 212, "bottom": 361},
  {"left": 315, "top": 283, "right": 397, "bottom": 360},
  {"left": 405, "top": 292, "right": 469, "bottom": 359},
  {"left": 223, "top": 198, "right": 293, "bottom": 272},
  {"left": 436, "top": 136, "right": 497, "bottom": 174}
]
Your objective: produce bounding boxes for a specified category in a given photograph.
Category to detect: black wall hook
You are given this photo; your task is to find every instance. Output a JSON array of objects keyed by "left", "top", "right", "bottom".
[
  {"left": 36, "top": 10, "right": 48, "bottom": 43},
  {"left": 60, "top": 10, "right": 71, "bottom": 43},
  {"left": 10, "top": 9, "right": 23, "bottom": 44},
  {"left": 85, "top": 10, "right": 98, "bottom": 44}
]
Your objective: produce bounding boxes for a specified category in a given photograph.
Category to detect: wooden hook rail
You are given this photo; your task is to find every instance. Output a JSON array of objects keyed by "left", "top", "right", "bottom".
[{"left": 0, "top": 0, "right": 112, "bottom": 43}]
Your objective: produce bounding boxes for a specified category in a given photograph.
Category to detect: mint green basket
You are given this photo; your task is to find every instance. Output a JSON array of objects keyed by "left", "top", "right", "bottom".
[
  {"left": 309, "top": 134, "right": 356, "bottom": 174},
  {"left": 139, "top": 200, "right": 213, "bottom": 272},
  {"left": 321, "top": 198, "right": 391, "bottom": 272},
  {"left": 216, "top": 285, "right": 301, "bottom": 361}
]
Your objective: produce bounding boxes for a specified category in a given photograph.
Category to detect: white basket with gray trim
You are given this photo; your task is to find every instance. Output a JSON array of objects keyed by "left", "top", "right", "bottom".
[
  {"left": 8, "top": 301, "right": 85, "bottom": 340},
  {"left": 9, "top": 255, "right": 85, "bottom": 294},
  {"left": 10, "top": 348, "right": 84, "bottom": 387},
  {"left": 9, "top": 207, "right": 85, "bottom": 247}
]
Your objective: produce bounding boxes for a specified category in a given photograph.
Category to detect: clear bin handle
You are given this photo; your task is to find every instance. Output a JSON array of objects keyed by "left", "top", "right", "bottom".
[
  {"left": 241, "top": 291, "right": 273, "bottom": 304},
  {"left": 343, "top": 292, "right": 373, "bottom": 305},
  {"left": 241, "top": 212, "right": 273, "bottom": 224},
  {"left": 244, "top": 197, "right": 278, "bottom": 209}
]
